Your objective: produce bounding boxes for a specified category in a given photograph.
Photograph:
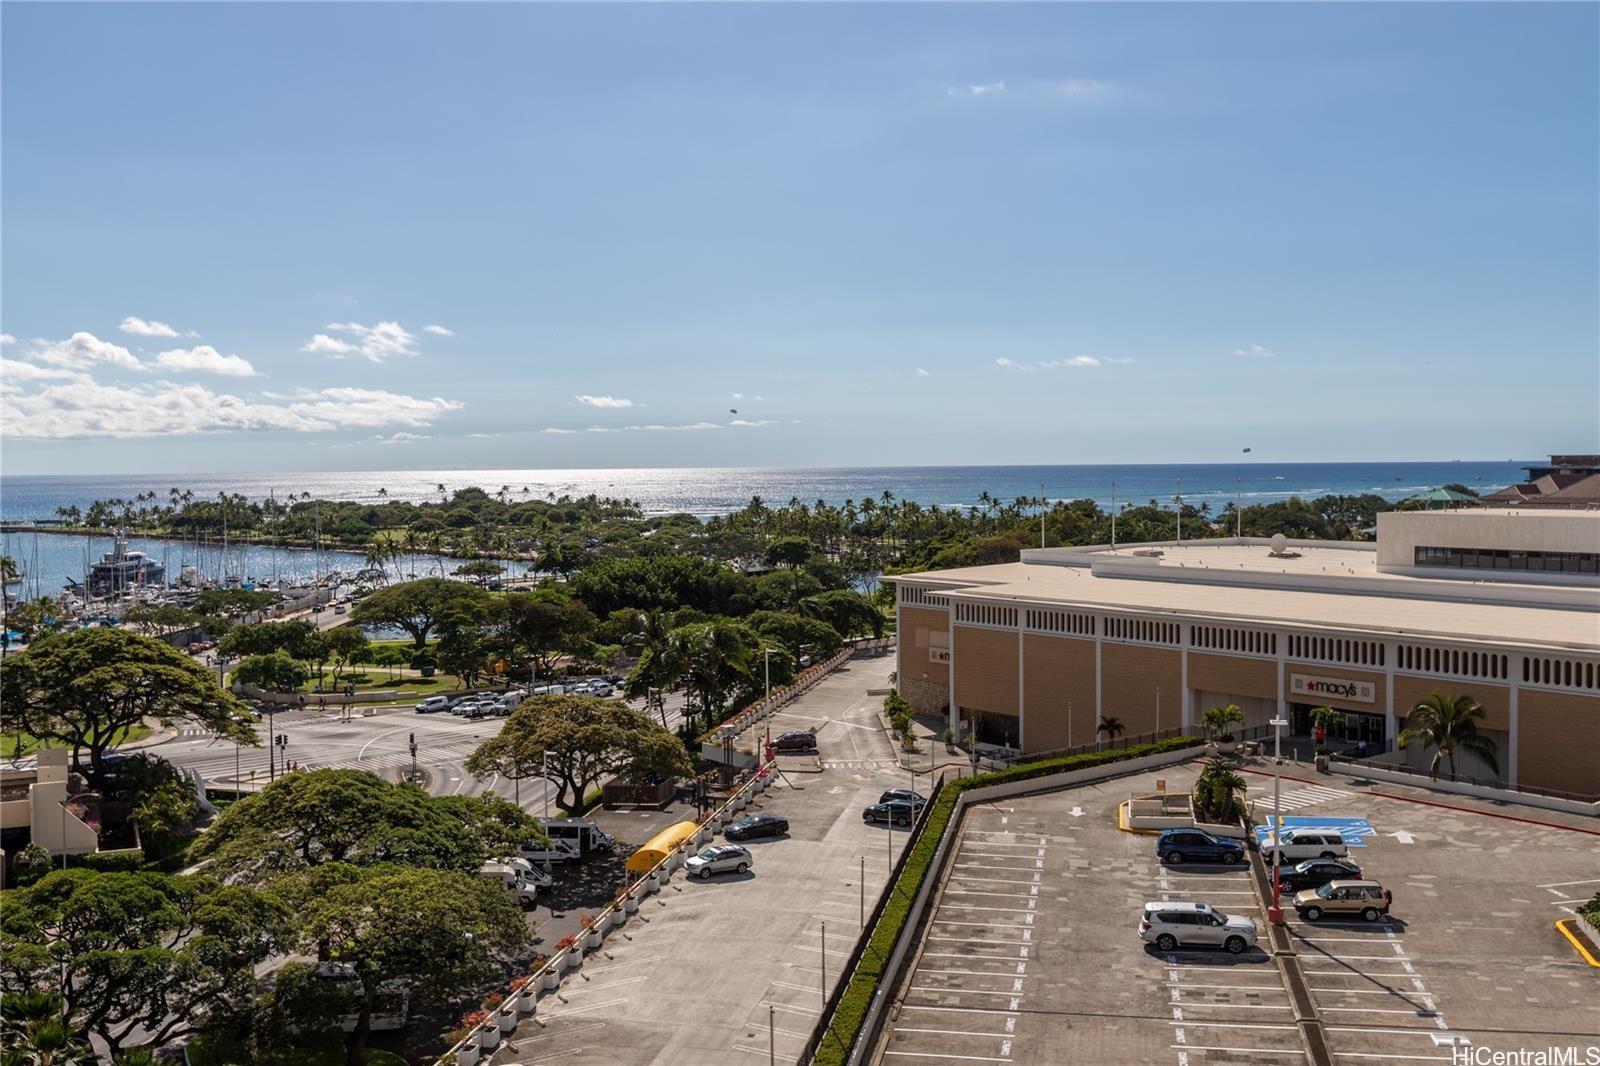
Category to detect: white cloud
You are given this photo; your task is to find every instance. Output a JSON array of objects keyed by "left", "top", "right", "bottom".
[
  {"left": 541, "top": 419, "right": 767, "bottom": 436},
  {"left": 731, "top": 392, "right": 744, "bottom": 401},
  {"left": 947, "top": 81, "right": 1007, "bottom": 98},
  {"left": 29, "top": 332, "right": 143, "bottom": 371},
  {"left": 914, "top": 367, "right": 931, "bottom": 377},
  {"left": 467, "top": 432, "right": 501, "bottom": 439},
  {"left": 0, "top": 358, "right": 90, "bottom": 386},
  {"left": 152, "top": 345, "right": 258, "bottom": 377},
  {"left": 303, "top": 334, "right": 356, "bottom": 354},
  {"left": 999, "top": 354, "right": 1131, "bottom": 371},
  {"left": 0, "top": 334, "right": 15, "bottom": 345},
  {"left": 422, "top": 324, "right": 455, "bottom": 337},
  {"left": 728, "top": 419, "right": 775, "bottom": 427},
  {"left": 1, "top": 378, "right": 462, "bottom": 440},
  {"left": 1233, "top": 345, "right": 1276, "bottom": 358},
  {"left": 377, "top": 432, "right": 428, "bottom": 445},
  {"left": 304, "top": 321, "right": 418, "bottom": 361},
  {"left": 541, "top": 427, "right": 580, "bottom": 435},
  {"left": 119, "top": 316, "right": 195, "bottom": 338},
  {"left": 575, "top": 394, "right": 635, "bottom": 409}
]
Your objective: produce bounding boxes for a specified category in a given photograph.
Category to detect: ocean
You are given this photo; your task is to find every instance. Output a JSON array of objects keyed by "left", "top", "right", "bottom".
[
  {"left": 0, "top": 461, "right": 1527, "bottom": 522},
  {"left": 0, "top": 462, "right": 1527, "bottom": 599}
]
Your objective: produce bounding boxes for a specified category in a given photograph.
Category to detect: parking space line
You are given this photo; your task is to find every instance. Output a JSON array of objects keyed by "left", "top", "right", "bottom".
[
  {"left": 1170, "top": 1045, "right": 1305, "bottom": 1058},
  {"left": 1167, "top": 1021, "right": 1299, "bottom": 1031},
  {"left": 926, "top": 936, "right": 1031, "bottom": 946},
  {"left": 936, "top": 904, "right": 1035, "bottom": 914},
  {"left": 1319, "top": 1008, "right": 1438, "bottom": 1016},
  {"left": 1324, "top": 1026, "right": 1456, "bottom": 1036},
  {"left": 918, "top": 968, "right": 1028, "bottom": 979},
  {"left": 899, "top": 1005, "right": 1018, "bottom": 1016},
  {"left": 943, "top": 889, "right": 1038, "bottom": 899},
  {"left": 948, "top": 875, "right": 1041, "bottom": 886},
  {"left": 893, "top": 1027, "right": 1012, "bottom": 1038},
  {"left": 954, "top": 840, "right": 1044, "bottom": 848},
  {"left": 1537, "top": 878, "right": 1600, "bottom": 888},
  {"left": 1309, "top": 987, "right": 1430, "bottom": 995},
  {"left": 909, "top": 986, "right": 1024, "bottom": 998},
  {"left": 758, "top": 1001, "right": 820, "bottom": 1017},
  {"left": 1168, "top": 1003, "right": 1294, "bottom": 1011},
  {"left": 883, "top": 1053, "right": 1012, "bottom": 1062},
  {"left": 932, "top": 920, "right": 1033, "bottom": 929},
  {"left": 1176, "top": 983, "right": 1294, "bottom": 992},
  {"left": 920, "top": 952, "right": 1029, "bottom": 961},
  {"left": 1328, "top": 1054, "right": 1453, "bottom": 1061},
  {"left": 1302, "top": 971, "right": 1416, "bottom": 979}
]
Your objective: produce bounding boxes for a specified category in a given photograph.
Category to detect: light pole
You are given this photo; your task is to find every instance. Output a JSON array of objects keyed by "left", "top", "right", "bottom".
[
  {"left": 769, "top": 1004, "right": 775, "bottom": 1066},
  {"left": 1155, "top": 686, "right": 1161, "bottom": 738},
  {"left": 820, "top": 921, "right": 827, "bottom": 1005},
  {"left": 1268, "top": 715, "right": 1288, "bottom": 924},
  {"left": 409, "top": 732, "right": 418, "bottom": 785},
  {"left": 762, "top": 647, "right": 776, "bottom": 708},
  {"left": 860, "top": 856, "right": 866, "bottom": 927}
]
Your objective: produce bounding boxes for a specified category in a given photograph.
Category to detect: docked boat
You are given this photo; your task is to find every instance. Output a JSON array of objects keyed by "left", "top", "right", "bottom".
[{"left": 78, "top": 537, "right": 166, "bottom": 596}]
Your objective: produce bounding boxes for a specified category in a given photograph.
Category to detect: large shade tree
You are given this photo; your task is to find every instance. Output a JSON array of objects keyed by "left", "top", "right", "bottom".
[
  {"left": 349, "top": 578, "right": 489, "bottom": 649},
  {"left": 0, "top": 868, "right": 287, "bottom": 1058},
  {"left": 466, "top": 695, "right": 693, "bottom": 816},
  {"left": 192, "top": 769, "right": 543, "bottom": 881},
  {"left": 267, "top": 864, "right": 528, "bottom": 1066},
  {"left": 0, "top": 628, "right": 255, "bottom": 784}
]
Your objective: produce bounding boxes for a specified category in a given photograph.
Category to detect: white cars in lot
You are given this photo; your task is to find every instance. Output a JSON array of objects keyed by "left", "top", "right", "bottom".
[
  {"left": 414, "top": 696, "right": 451, "bottom": 714},
  {"left": 1138, "top": 901, "right": 1259, "bottom": 954},
  {"left": 1259, "top": 827, "right": 1349, "bottom": 864}
]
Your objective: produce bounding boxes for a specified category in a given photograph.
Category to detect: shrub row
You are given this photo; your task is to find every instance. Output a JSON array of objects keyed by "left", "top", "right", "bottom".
[{"left": 810, "top": 735, "right": 1203, "bottom": 1066}]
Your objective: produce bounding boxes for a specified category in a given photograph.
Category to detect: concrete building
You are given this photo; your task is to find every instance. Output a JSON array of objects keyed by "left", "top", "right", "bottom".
[
  {"left": 887, "top": 510, "right": 1600, "bottom": 796},
  {"left": 1482, "top": 454, "right": 1600, "bottom": 508},
  {"left": 0, "top": 748, "right": 101, "bottom": 859}
]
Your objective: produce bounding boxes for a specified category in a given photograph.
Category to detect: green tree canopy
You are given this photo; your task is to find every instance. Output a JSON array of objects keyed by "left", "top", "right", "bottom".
[
  {"left": 0, "top": 628, "right": 254, "bottom": 784},
  {"left": 799, "top": 589, "right": 884, "bottom": 638},
  {"left": 0, "top": 868, "right": 288, "bottom": 1057},
  {"left": 466, "top": 695, "right": 692, "bottom": 816},
  {"left": 453, "top": 559, "right": 505, "bottom": 587},
  {"left": 763, "top": 536, "right": 819, "bottom": 569},
  {"left": 349, "top": 578, "right": 488, "bottom": 649},
  {"left": 191, "top": 769, "right": 544, "bottom": 881},
  {"left": 230, "top": 651, "right": 311, "bottom": 695},
  {"left": 218, "top": 619, "right": 323, "bottom": 663},
  {"left": 267, "top": 863, "right": 528, "bottom": 1066}
]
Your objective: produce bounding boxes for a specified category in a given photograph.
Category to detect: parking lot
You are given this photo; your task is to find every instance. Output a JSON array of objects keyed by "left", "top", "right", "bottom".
[
  {"left": 488, "top": 654, "right": 923, "bottom": 1066},
  {"left": 871, "top": 760, "right": 1600, "bottom": 1066}
]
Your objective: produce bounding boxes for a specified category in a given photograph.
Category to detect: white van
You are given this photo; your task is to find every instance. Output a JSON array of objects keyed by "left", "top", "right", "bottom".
[
  {"left": 517, "top": 817, "right": 615, "bottom": 863},
  {"left": 1260, "top": 828, "right": 1349, "bottom": 864},
  {"left": 414, "top": 696, "right": 450, "bottom": 714},
  {"left": 479, "top": 860, "right": 544, "bottom": 907}
]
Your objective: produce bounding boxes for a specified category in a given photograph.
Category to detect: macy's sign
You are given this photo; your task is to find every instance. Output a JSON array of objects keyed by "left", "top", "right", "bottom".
[{"left": 1290, "top": 673, "right": 1375, "bottom": 704}]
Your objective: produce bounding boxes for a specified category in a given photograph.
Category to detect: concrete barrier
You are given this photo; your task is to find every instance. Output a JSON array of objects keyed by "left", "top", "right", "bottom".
[{"left": 1328, "top": 760, "right": 1600, "bottom": 817}]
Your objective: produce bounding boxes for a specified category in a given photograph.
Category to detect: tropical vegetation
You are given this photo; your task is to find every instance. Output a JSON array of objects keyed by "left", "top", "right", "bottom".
[{"left": 1398, "top": 692, "right": 1500, "bottom": 781}]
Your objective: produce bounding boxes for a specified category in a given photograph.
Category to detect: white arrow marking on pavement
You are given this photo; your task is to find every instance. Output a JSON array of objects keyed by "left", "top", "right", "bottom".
[
  {"left": 1387, "top": 830, "right": 1416, "bottom": 844},
  {"left": 1069, "top": 806, "right": 1084, "bottom": 817}
]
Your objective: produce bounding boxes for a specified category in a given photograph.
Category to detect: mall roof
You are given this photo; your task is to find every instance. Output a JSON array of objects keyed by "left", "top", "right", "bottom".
[{"left": 889, "top": 543, "right": 1600, "bottom": 653}]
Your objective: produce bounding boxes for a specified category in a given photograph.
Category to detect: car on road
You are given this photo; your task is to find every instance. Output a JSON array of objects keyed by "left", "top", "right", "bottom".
[
  {"left": 879, "top": 789, "right": 927, "bottom": 808},
  {"left": 725, "top": 813, "right": 789, "bottom": 841},
  {"left": 1260, "top": 828, "right": 1349, "bottom": 864},
  {"left": 773, "top": 730, "right": 818, "bottom": 753},
  {"left": 1138, "top": 901, "right": 1259, "bottom": 954},
  {"left": 863, "top": 801, "right": 917, "bottom": 827},
  {"left": 1156, "top": 828, "right": 1245, "bottom": 866},
  {"left": 414, "top": 696, "right": 451, "bottom": 714},
  {"left": 1274, "top": 858, "right": 1363, "bottom": 894},
  {"left": 1293, "top": 879, "right": 1392, "bottom": 922},
  {"left": 686, "top": 844, "right": 753, "bottom": 879}
]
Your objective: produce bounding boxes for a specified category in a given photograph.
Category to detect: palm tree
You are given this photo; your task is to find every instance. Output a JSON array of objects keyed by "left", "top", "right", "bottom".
[
  {"left": 1398, "top": 692, "right": 1500, "bottom": 781},
  {"left": 1096, "top": 716, "right": 1125, "bottom": 750},
  {"left": 1308, "top": 705, "right": 1344, "bottom": 746},
  {"left": 623, "top": 608, "right": 674, "bottom": 730},
  {"left": 0, "top": 989, "right": 88, "bottom": 1065},
  {"left": 1202, "top": 704, "right": 1245, "bottom": 743},
  {"left": 1194, "top": 758, "right": 1249, "bottom": 824}
]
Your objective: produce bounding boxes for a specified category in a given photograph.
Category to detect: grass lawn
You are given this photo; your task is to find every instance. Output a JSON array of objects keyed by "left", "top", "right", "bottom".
[{"left": 0, "top": 724, "right": 152, "bottom": 758}]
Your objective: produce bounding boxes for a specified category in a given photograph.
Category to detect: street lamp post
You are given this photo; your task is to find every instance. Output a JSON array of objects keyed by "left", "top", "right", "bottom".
[
  {"left": 1268, "top": 715, "right": 1288, "bottom": 925},
  {"left": 762, "top": 647, "right": 775, "bottom": 707},
  {"left": 542, "top": 749, "right": 556, "bottom": 820}
]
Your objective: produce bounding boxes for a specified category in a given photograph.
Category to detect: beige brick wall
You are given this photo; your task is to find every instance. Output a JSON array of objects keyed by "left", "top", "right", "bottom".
[
  {"left": 1101, "top": 643, "right": 1181, "bottom": 737},
  {"left": 1021, "top": 634, "right": 1096, "bottom": 753},
  {"left": 953, "top": 625, "right": 1020, "bottom": 717},
  {"left": 1517, "top": 689, "right": 1600, "bottom": 795},
  {"left": 899, "top": 606, "right": 950, "bottom": 690},
  {"left": 1188, "top": 653, "right": 1279, "bottom": 701},
  {"left": 1392, "top": 675, "right": 1511, "bottom": 732}
]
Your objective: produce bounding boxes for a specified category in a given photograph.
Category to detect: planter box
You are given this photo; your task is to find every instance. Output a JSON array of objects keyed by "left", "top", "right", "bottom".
[
  {"left": 541, "top": 966, "right": 561, "bottom": 991},
  {"left": 584, "top": 928, "right": 603, "bottom": 950},
  {"left": 516, "top": 988, "right": 537, "bottom": 1014},
  {"left": 1580, "top": 914, "right": 1600, "bottom": 950},
  {"left": 497, "top": 1008, "right": 518, "bottom": 1032},
  {"left": 624, "top": 891, "right": 640, "bottom": 914},
  {"left": 565, "top": 949, "right": 583, "bottom": 971},
  {"left": 457, "top": 1043, "right": 480, "bottom": 1066},
  {"left": 478, "top": 1026, "right": 501, "bottom": 1049}
]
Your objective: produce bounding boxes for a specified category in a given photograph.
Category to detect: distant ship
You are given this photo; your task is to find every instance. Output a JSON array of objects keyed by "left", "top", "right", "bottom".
[{"left": 76, "top": 537, "right": 165, "bottom": 596}]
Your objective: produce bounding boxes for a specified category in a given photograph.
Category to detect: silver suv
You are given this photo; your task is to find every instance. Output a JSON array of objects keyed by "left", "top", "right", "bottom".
[
  {"left": 685, "top": 844, "right": 753, "bottom": 880},
  {"left": 1138, "top": 901, "right": 1259, "bottom": 954}
]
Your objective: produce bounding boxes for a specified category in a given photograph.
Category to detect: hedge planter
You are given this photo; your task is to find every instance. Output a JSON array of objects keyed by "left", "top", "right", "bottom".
[{"left": 456, "top": 1044, "right": 480, "bottom": 1066}]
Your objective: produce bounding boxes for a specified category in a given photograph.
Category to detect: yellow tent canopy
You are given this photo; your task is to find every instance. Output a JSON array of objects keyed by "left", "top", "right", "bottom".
[{"left": 624, "top": 820, "right": 701, "bottom": 874}]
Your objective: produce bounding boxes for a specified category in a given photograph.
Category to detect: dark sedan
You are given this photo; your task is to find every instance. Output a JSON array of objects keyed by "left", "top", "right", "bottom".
[
  {"left": 863, "top": 801, "right": 916, "bottom": 827},
  {"left": 1275, "top": 858, "right": 1364, "bottom": 894},
  {"left": 879, "top": 789, "right": 927, "bottom": 808},
  {"left": 725, "top": 813, "right": 790, "bottom": 841},
  {"left": 773, "top": 731, "right": 818, "bottom": 753}
]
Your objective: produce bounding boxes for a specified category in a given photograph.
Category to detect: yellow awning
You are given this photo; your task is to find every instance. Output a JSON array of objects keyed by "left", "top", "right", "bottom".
[{"left": 624, "top": 820, "right": 701, "bottom": 874}]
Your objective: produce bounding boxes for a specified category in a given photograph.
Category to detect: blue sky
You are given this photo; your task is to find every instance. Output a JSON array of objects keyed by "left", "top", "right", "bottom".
[{"left": 2, "top": 3, "right": 1596, "bottom": 475}]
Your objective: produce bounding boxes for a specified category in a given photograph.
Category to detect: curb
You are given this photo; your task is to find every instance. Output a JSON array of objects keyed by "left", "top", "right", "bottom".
[
  {"left": 1115, "top": 799, "right": 1161, "bottom": 835},
  {"left": 1555, "top": 919, "right": 1600, "bottom": 968}
]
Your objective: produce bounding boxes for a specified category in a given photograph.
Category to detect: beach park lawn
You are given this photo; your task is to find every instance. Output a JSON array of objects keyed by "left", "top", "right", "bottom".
[{"left": 0, "top": 724, "right": 153, "bottom": 758}]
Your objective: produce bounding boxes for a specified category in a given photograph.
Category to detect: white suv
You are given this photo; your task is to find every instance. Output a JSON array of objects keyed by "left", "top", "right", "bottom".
[
  {"left": 1138, "top": 901, "right": 1259, "bottom": 954},
  {"left": 1260, "top": 828, "right": 1349, "bottom": 864}
]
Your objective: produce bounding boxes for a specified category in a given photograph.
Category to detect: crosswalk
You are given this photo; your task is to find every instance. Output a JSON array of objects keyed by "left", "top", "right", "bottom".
[
  {"left": 1259, "top": 783, "right": 1354, "bottom": 811},
  {"left": 822, "top": 759, "right": 900, "bottom": 770}
]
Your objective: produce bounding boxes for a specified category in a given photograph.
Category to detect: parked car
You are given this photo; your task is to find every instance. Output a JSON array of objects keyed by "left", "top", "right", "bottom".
[
  {"left": 1156, "top": 828, "right": 1245, "bottom": 866},
  {"left": 1138, "top": 901, "right": 1259, "bottom": 954},
  {"left": 725, "top": 813, "right": 789, "bottom": 841},
  {"left": 414, "top": 696, "right": 451, "bottom": 714},
  {"left": 879, "top": 789, "right": 927, "bottom": 808},
  {"left": 773, "top": 730, "right": 818, "bottom": 753},
  {"left": 1294, "top": 880, "right": 1392, "bottom": 922},
  {"left": 1275, "top": 858, "right": 1363, "bottom": 894},
  {"left": 685, "top": 844, "right": 753, "bottom": 879},
  {"left": 863, "top": 801, "right": 917, "bottom": 827},
  {"left": 1260, "top": 828, "right": 1349, "bottom": 864},
  {"left": 461, "top": 702, "right": 494, "bottom": 720},
  {"left": 186, "top": 642, "right": 204, "bottom": 654}
]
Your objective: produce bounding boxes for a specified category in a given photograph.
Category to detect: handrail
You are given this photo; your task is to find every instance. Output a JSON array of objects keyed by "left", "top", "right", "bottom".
[
  {"left": 1329, "top": 753, "right": 1600, "bottom": 803},
  {"left": 998, "top": 726, "right": 1188, "bottom": 766}
]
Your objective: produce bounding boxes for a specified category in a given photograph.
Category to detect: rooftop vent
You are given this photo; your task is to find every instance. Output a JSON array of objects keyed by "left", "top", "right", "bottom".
[
  {"left": 1267, "top": 533, "right": 1301, "bottom": 558},
  {"left": 1132, "top": 548, "right": 1165, "bottom": 558}
]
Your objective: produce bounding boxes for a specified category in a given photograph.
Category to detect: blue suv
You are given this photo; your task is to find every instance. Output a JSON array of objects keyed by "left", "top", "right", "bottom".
[{"left": 1156, "top": 829, "right": 1245, "bottom": 866}]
